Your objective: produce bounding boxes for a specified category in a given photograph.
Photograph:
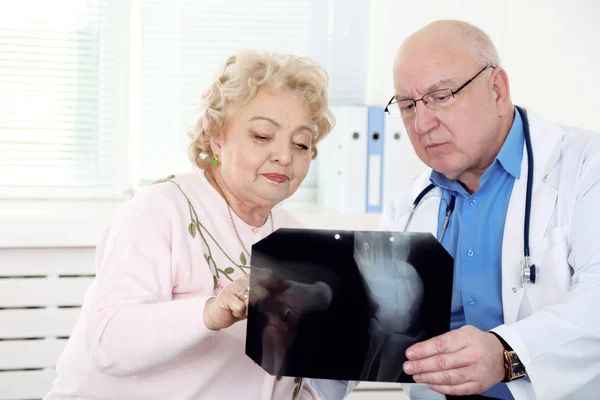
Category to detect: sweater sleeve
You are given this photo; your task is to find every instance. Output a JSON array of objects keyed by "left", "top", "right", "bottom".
[{"left": 85, "top": 187, "right": 218, "bottom": 377}]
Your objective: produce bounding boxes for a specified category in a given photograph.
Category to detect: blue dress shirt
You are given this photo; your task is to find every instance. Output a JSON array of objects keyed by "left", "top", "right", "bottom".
[{"left": 430, "top": 107, "right": 524, "bottom": 399}]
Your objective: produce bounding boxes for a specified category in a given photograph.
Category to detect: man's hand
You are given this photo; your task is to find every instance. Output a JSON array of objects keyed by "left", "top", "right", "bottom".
[{"left": 402, "top": 325, "right": 506, "bottom": 396}]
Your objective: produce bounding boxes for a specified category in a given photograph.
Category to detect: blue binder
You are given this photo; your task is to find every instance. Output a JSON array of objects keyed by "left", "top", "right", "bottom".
[{"left": 366, "top": 107, "right": 385, "bottom": 213}]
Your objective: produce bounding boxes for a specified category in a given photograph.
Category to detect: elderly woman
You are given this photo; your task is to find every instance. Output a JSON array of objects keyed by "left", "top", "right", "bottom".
[{"left": 44, "top": 50, "right": 334, "bottom": 400}]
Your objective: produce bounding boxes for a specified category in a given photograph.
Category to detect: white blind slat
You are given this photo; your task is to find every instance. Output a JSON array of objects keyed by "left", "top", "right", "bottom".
[
  {"left": 1, "top": 0, "right": 367, "bottom": 199},
  {"left": 0, "top": 0, "right": 127, "bottom": 195}
]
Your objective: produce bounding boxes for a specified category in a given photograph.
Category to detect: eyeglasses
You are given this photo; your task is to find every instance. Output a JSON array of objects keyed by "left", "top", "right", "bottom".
[{"left": 384, "top": 64, "right": 497, "bottom": 119}]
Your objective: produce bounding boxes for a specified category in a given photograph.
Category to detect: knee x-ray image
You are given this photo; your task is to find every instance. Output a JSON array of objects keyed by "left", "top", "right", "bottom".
[{"left": 245, "top": 228, "right": 454, "bottom": 383}]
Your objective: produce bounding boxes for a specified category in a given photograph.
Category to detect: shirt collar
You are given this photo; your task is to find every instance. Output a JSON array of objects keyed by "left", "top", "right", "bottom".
[
  {"left": 429, "top": 170, "right": 464, "bottom": 195},
  {"left": 429, "top": 106, "right": 524, "bottom": 191},
  {"left": 497, "top": 106, "right": 524, "bottom": 179}
]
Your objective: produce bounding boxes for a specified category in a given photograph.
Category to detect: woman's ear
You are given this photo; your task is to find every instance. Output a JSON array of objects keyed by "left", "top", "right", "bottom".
[{"left": 209, "top": 133, "right": 222, "bottom": 156}]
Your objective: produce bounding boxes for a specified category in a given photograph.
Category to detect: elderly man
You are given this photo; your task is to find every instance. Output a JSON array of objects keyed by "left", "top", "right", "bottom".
[{"left": 308, "top": 19, "right": 600, "bottom": 400}]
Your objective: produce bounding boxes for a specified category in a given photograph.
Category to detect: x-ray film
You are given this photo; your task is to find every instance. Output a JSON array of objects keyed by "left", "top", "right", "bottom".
[{"left": 245, "top": 228, "right": 454, "bottom": 383}]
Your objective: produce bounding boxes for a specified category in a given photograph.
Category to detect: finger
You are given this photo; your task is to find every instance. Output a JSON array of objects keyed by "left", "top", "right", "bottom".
[
  {"left": 404, "top": 348, "right": 472, "bottom": 375},
  {"left": 243, "top": 294, "right": 249, "bottom": 316},
  {"left": 236, "top": 274, "right": 250, "bottom": 286},
  {"left": 251, "top": 283, "right": 271, "bottom": 304},
  {"left": 428, "top": 382, "right": 484, "bottom": 396},
  {"left": 226, "top": 295, "right": 247, "bottom": 320},
  {"left": 406, "top": 330, "right": 468, "bottom": 360},
  {"left": 232, "top": 275, "right": 249, "bottom": 294},
  {"left": 224, "top": 278, "right": 249, "bottom": 302},
  {"left": 217, "top": 291, "right": 246, "bottom": 319},
  {"left": 412, "top": 366, "right": 471, "bottom": 386}
]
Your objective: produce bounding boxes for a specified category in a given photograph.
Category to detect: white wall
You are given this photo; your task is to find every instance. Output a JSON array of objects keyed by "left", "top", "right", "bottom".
[
  {"left": 366, "top": 0, "right": 600, "bottom": 134},
  {"left": 361, "top": 0, "right": 600, "bottom": 209}
]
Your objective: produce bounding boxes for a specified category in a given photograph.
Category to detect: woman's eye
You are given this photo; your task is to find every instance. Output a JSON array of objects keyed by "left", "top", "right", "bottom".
[
  {"left": 295, "top": 143, "right": 309, "bottom": 151},
  {"left": 253, "top": 133, "right": 270, "bottom": 141}
]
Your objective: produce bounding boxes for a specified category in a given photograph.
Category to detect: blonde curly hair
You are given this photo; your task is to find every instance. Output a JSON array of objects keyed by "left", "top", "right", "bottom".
[{"left": 187, "top": 50, "right": 335, "bottom": 169}]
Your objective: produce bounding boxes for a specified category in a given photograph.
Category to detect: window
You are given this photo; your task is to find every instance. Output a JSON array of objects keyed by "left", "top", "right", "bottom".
[
  {"left": 0, "top": 0, "right": 129, "bottom": 199},
  {"left": 137, "top": 0, "right": 369, "bottom": 203},
  {"left": 0, "top": 0, "right": 369, "bottom": 201}
]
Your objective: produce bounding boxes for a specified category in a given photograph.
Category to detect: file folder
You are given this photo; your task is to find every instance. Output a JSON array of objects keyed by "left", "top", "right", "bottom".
[
  {"left": 366, "top": 107, "right": 385, "bottom": 213},
  {"left": 317, "top": 106, "right": 368, "bottom": 214}
]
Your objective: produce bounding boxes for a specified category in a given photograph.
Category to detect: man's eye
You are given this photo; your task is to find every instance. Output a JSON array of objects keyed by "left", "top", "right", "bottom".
[
  {"left": 432, "top": 93, "right": 451, "bottom": 102},
  {"left": 399, "top": 102, "right": 414, "bottom": 111}
]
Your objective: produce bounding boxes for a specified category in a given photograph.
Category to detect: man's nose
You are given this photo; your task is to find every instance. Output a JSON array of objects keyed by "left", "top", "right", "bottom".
[{"left": 413, "top": 102, "right": 438, "bottom": 135}]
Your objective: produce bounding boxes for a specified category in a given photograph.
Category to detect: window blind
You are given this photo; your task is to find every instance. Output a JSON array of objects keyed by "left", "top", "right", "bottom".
[
  {"left": 0, "top": 0, "right": 128, "bottom": 198},
  {"left": 0, "top": 0, "right": 369, "bottom": 200},
  {"left": 138, "top": 0, "right": 369, "bottom": 196}
]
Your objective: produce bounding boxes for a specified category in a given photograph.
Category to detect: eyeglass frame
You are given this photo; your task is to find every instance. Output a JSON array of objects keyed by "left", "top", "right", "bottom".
[{"left": 384, "top": 64, "right": 497, "bottom": 118}]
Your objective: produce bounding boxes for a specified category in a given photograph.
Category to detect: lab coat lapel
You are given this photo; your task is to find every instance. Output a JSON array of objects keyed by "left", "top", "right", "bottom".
[
  {"left": 501, "top": 107, "right": 561, "bottom": 324},
  {"left": 408, "top": 193, "right": 443, "bottom": 236},
  {"left": 388, "top": 176, "right": 442, "bottom": 236}
]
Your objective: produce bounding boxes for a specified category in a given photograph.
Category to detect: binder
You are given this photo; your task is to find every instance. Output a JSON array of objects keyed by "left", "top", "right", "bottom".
[
  {"left": 382, "top": 114, "right": 426, "bottom": 207},
  {"left": 317, "top": 106, "right": 368, "bottom": 214},
  {"left": 366, "top": 107, "right": 385, "bottom": 213}
]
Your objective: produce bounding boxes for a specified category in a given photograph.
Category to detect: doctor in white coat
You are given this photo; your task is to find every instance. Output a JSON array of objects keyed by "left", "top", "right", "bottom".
[
  {"left": 308, "top": 19, "right": 600, "bottom": 400},
  {"left": 381, "top": 20, "right": 600, "bottom": 400}
]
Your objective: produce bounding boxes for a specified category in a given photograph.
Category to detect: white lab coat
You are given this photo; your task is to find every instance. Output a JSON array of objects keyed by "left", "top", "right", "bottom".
[
  {"left": 379, "top": 108, "right": 600, "bottom": 399},
  {"left": 307, "top": 109, "right": 600, "bottom": 400}
]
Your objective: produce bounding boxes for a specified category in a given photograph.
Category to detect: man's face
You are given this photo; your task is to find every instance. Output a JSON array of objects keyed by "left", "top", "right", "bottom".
[{"left": 392, "top": 34, "right": 502, "bottom": 182}]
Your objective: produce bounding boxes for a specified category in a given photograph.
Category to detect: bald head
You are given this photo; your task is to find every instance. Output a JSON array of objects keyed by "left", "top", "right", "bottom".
[
  {"left": 396, "top": 20, "right": 500, "bottom": 71},
  {"left": 392, "top": 19, "right": 503, "bottom": 103}
]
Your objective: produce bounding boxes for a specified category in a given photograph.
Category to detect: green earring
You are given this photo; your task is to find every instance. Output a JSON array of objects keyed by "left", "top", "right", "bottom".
[{"left": 211, "top": 154, "right": 219, "bottom": 166}]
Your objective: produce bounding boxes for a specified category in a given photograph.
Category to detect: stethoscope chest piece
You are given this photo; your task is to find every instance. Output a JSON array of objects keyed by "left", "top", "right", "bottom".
[{"left": 521, "top": 257, "right": 537, "bottom": 287}]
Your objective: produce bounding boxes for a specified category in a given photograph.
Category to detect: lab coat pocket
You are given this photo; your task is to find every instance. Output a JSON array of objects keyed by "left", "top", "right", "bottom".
[
  {"left": 541, "top": 225, "right": 569, "bottom": 268},
  {"left": 529, "top": 225, "right": 570, "bottom": 310}
]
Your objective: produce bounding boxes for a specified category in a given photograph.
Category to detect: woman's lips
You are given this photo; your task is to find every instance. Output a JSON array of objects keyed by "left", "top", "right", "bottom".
[{"left": 262, "top": 173, "right": 289, "bottom": 183}]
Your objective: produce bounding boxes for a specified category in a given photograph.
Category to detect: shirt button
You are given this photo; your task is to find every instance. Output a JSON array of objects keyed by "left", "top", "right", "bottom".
[
  {"left": 469, "top": 199, "right": 477, "bottom": 207},
  {"left": 468, "top": 296, "right": 476, "bottom": 305},
  {"left": 251, "top": 227, "right": 259, "bottom": 234},
  {"left": 467, "top": 249, "right": 474, "bottom": 257}
]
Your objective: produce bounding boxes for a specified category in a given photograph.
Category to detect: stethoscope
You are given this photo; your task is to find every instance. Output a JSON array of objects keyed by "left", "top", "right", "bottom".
[{"left": 402, "top": 106, "right": 537, "bottom": 286}]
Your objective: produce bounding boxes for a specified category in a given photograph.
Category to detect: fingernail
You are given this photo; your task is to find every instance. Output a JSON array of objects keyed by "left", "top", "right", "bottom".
[
  {"left": 403, "top": 362, "right": 413, "bottom": 373},
  {"left": 406, "top": 349, "right": 415, "bottom": 358}
]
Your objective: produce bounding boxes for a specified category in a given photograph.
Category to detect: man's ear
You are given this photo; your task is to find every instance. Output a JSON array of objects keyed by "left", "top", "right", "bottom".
[{"left": 491, "top": 67, "right": 511, "bottom": 117}]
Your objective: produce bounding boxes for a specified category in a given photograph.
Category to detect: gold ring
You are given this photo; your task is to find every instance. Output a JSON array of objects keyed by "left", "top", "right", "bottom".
[{"left": 239, "top": 287, "right": 250, "bottom": 301}]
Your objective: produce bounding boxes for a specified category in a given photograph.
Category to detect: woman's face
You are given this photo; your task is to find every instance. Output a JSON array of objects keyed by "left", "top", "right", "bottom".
[{"left": 211, "top": 87, "right": 314, "bottom": 207}]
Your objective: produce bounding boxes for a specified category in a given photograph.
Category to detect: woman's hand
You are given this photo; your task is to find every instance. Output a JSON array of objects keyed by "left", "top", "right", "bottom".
[{"left": 204, "top": 274, "right": 250, "bottom": 331}]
